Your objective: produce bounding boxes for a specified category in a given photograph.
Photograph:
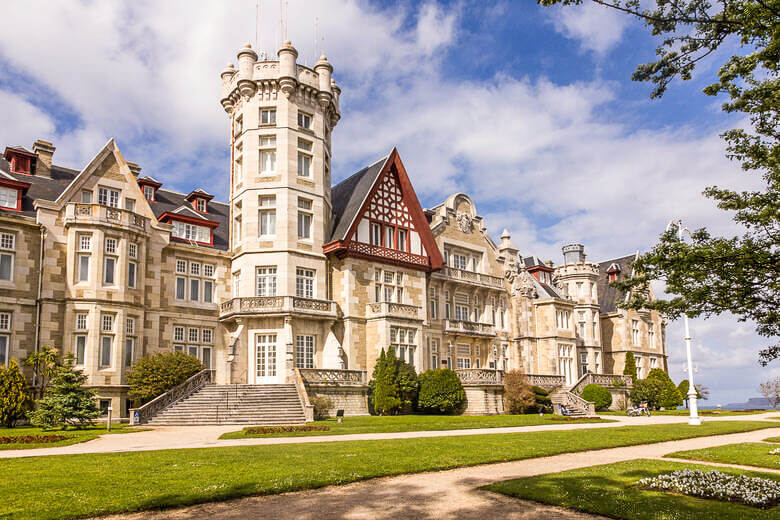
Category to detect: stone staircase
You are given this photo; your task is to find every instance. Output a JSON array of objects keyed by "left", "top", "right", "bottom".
[
  {"left": 146, "top": 384, "right": 307, "bottom": 425},
  {"left": 550, "top": 390, "right": 594, "bottom": 417}
]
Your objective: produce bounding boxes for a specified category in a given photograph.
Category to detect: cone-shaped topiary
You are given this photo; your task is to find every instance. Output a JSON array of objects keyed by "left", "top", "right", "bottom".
[
  {"left": 27, "top": 355, "right": 101, "bottom": 429},
  {"left": 371, "top": 349, "right": 401, "bottom": 415},
  {"left": 623, "top": 352, "right": 637, "bottom": 382},
  {"left": 0, "top": 360, "right": 32, "bottom": 427}
]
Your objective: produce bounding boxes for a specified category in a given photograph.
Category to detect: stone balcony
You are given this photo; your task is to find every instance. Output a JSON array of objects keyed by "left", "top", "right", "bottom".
[
  {"left": 455, "top": 368, "right": 504, "bottom": 385},
  {"left": 433, "top": 267, "right": 505, "bottom": 290},
  {"left": 219, "top": 296, "right": 338, "bottom": 320},
  {"left": 444, "top": 319, "right": 495, "bottom": 337},
  {"left": 365, "top": 302, "right": 422, "bottom": 321},
  {"left": 64, "top": 203, "right": 148, "bottom": 233}
]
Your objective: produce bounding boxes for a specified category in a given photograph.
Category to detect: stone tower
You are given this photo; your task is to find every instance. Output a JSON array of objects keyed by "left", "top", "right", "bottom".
[
  {"left": 218, "top": 41, "right": 342, "bottom": 384},
  {"left": 554, "top": 244, "right": 602, "bottom": 376}
]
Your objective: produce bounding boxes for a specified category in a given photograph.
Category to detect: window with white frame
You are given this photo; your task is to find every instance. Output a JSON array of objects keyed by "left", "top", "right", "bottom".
[
  {"left": 233, "top": 214, "right": 242, "bottom": 245},
  {"left": 259, "top": 135, "right": 276, "bottom": 174},
  {"left": 256, "top": 267, "right": 277, "bottom": 296},
  {"left": 0, "top": 187, "right": 18, "bottom": 209},
  {"left": 259, "top": 196, "right": 276, "bottom": 237},
  {"left": 125, "top": 199, "right": 135, "bottom": 212},
  {"left": 175, "top": 259, "right": 214, "bottom": 303},
  {"left": 297, "top": 198, "right": 312, "bottom": 239},
  {"left": 99, "top": 314, "right": 114, "bottom": 368},
  {"left": 173, "top": 326, "right": 185, "bottom": 343},
  {"left": 233, "top": 270, "right": 240, "bottom": 297},
  {"left": 295, "top": 335, "right": 315, "bottom": 369},
  {"left": 260, "top": 108, "right": 276, "bottom": 125},
  {"left": 556, "top": 310, "right": 571, "bottom": 329},
  {"left": 594, "top": 351, "right": 600, "bottom": 373},
  {"left": 76, "top": 313, "right": 88, "bottom": 331},
  {"left": 648, "top": 322, "right": 655, "bottom": 349},
  {"left": 128, "top": 243, "right": 138, "bottom": 289},
  {"left": 429, "top": 286, "right": 438, "bottom": 319},
  {"left": 454, "top": 293, "right": 470, "bottom": 321},
  {"left": 103, "top": 238, "right": 118, "bottom": 285},
  {"left": 635, "top": 355, "right": 643, "bottom": 378},
  {"left": 631, "top": 320, "right": 640, "bottom": 345},
  {"left": 431, "top": 338, "right": 439, "bottom": 368},
  {"left": 234, "top": 153, "right": 243, "bottom": 186},
  {"left": 0, "top": 232, "right": 15, "bottom": 282},
  {"left": 297, "top": 111, "right": 312, "bottom": 130},
  {"left": 81, "top": 190, "right": 92, "bottom": 203},
  {"left": 390, "top": 327, "right": 416, "bottom": 366},
  {"left": 578, "top": 311, "right": 587, "bottom": 338},
  {"left": 592, "top": 314, "right": 599, "bottom": 340},
  {"left": 143, "top": 185, "right": 155, "bottom": 201},
  {"left": 173, "top": 325, "right": 212, "bottom": 368},
  {"left": 374, "top": 269, "right": 404, "bottom": 303},
  {"left": 74, "top": 334, "right": 86, "bottom": 366},
  {"left": 124, "top": 317, "right": 136, "bottom": 367},
  {"left": 172, "top": 221, "right": 210, "bottom": 243},
  {"left": 196, "top": 198, "right": 206, "bottom": 213},
  {"left": 445, "top": 291, "right": 451, "bottom": 319},
  {"left": 101, "top": 314, "right": 114, "bottom": 333},
  {"left": 580, "top": 352, "right": 589, "bottom": 376},
  {"left": 650, "top": 357, "right": 658, "bottom": 369},
  {"left": 97, "top": 187, "right": 120, "bottom": 208},
  {"left": 456, "top": 344, "right": 471, "bottom": 369},
  {"left": 0, "top": 312, "right": 10, "bottom": 367},
  {"left": 296, "top": 268, "right": 314, "bottom": 298}
]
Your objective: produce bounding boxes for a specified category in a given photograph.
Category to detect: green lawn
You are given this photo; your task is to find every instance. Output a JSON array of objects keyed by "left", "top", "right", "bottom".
[
  {"left": 666, "top": 442, "right": 780, "bottom": 470},
  {"left": 765, "top": 436, "right": 780, "bottom": 443},
  {"left": 220, "top": 414, "right": 612, "bottom": 439},
  {"left": 600, "top": 409, "right": 768, "bottom": 416},
  {"left": 485, "top": 459, "right": 780, "bottom": 519},
  {"left": 0, "top": 421, "right": 775, "bottom": 520},
  {"left": 0, "top": 424, "right": 144, "bottom": 450}
]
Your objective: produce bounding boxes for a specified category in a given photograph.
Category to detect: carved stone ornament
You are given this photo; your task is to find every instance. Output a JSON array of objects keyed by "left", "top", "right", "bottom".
[
  {"left": 512, "top": 269, "right": 537, "bottom": 298},
  {"left": 504, "top": 258, "right": 518, "bottom": 282},
  {"left": 455, "top": 211, "right": 473, "bottom": 233}
]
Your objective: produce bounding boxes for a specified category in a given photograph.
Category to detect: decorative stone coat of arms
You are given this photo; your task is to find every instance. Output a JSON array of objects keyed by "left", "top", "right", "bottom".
[
  {"left": 504, "top": 258, "right": 518, "bottom": 282},
  {"left": 455, "top": 211, "right": 473, "bottom": 233},
  {"left": 511, "top": 269, "right": 537, "bottom": 298}
]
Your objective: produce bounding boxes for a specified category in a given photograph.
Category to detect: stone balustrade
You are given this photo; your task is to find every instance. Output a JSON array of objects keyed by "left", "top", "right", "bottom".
[
  {"left": 219, "top": 296, "right": 338, "bottom": 319},
  {"left": 366, "top": 302, "right": 421, "bottom": 320},
  {"left": 569, "top": 373, "right": 633, "bottom": 395},
  {"left": 434, "top": 267, "right": 505, "bottom": 289},
  {"left": 444, "top": 319, "right": 495, "bottom": 337},
  {"left": 129, "top": 369, "right": 211, "bottom": 425},
  {"left": 523, "top": 374, "right": 566, "bottom": 389},
  {"left": 65, "top": 203, "right": 148, "bottom": 232},
  {"left": 456, "top": 368, "right": 504, "bottom": 385},
  {"left": 553, "top": 390, "right": 596, "bottom": 416},
  {"left": 299, "top": 368, "right": 367, "bottom": 385}
]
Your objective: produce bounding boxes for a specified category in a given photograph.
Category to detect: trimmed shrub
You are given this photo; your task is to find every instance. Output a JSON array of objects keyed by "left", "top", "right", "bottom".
[
  {"left": 581, "top": 384, "right": 612, "bottom": 411},
  {"left": 371, "top": 349, "right": 401, "bottom": 415},
  {"left": 529, "top": 385, "right": 552, "bottom": 413},
  {"left": 0, "top": 360, "right": 32, "bottom": 427},
  {"left": 396, "top": 361, "right": 419, "bottom": 413},
  {"left": 417, "top": 369, "right": 465, "bottom": 414},
  {"left": 309, "top": 396, "right": 333, "bottom": 420},
  {"left": 0, "top": 434, "right": 68, "bottom": 444},
  {"left": 127, "top": 351, "right": 204, "bottom": 406},
  {"left": 503, "top": 371, "right": 535, "bottom": 414},
  {"left": 27, "top": 356, "right": 101, "bottom": 429},
  {"left": 623, "top": 352, "right": 637, "bottom": 382},
  {"left": 647, "top": 368, "right": 684, "bottom": 409},
  {"left": 245, "top": 425, "right": 329, "bottom": 434}
]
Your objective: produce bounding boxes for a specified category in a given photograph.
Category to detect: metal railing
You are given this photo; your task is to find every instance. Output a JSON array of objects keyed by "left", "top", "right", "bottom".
[
  {"left": 129, "top": 369, "right": 211, "bottom": 425},
  {"left": 455, "top": 368, "right": 504, "bottom": 385}
]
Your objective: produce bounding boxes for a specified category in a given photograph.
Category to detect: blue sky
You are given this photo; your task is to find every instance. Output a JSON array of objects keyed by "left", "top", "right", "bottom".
[{"left": 0, "top": 0, "right": 773, "bottom": 406}]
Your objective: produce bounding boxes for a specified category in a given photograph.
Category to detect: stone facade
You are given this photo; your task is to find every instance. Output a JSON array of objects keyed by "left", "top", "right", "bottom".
[{"left": 0, "top": 40, "right": 668, "bottom": 418}]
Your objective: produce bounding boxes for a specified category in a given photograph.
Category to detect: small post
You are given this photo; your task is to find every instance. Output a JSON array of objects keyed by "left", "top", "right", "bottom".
[{"left": 107, "top": 406, "right": 113, "bottom": 432}]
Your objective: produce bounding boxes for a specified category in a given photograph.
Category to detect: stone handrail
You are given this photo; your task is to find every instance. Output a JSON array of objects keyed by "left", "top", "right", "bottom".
[
  {"left": 554, "top": 390, "right": 596, "bottom": 416},
  {"left": 219, "top": 296, "right": 337, "bottom": 318},
  {"left": 299, "top": 368, "right": 368, "bottom": 385},
  {"left": 437, "top": 267, "right": 505, "bottom": 289},
  {"left": 569, "top": 373, "right": 633, "bottom": 395},
  {"left": 366, "top": 302, "right": 421, "bottom": 320},
  {"left": 523, "top": 374, "right": 566, "bottom": 389},
  {"left": 456, "top": 368, "right": 504, "bottom": 385},
  {"left": 65, "top": 202, "right": 147, "bottom": 232},
  {"left": 293, "top": 368, "right": 314, "bottom": 422},
  {"left": 444, "top": 319, "right": 495, "bottom": 336},
  {"left": 129, "top": 369, "right": 211, "bottom": 425}
]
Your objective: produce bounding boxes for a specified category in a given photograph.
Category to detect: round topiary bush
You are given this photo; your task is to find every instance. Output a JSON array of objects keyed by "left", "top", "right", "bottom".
[
  {"left": 417, "top": 369, "right": 466, "bottom": 414},
  {"left": 581, "top": 384, "right": 612, "bottom": 411},
  {"left": 127, "top": 351, "right": 204, "bottom": 406}
]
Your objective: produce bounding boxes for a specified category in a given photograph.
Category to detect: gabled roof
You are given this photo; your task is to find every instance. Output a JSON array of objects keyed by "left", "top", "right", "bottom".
[
  {"left": 0, "top": 156, "right": 79, "bottom": 217},
  {"left": 328, "top": 154, "right": 389, "bottom": 242},
  {"left": 597, "top": 253, "right": 637, "bottom": 313},
  {"left": 137, "top": 175, "right": 162, "bottom": 188},
  {"left": 185, "top": 188, "right": 214, "bottom": 202},
  {"left": 150, "top": 189, "right": 229, "bottom": 250}
]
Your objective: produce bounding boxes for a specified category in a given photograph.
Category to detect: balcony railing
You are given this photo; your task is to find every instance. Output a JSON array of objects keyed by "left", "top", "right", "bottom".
[
  {"left": 299, "top": 368, "right": 368, "bottom": 385},
  {"left": 366, "top": 302, "right": 421, "bottom": 320},
  {"left": 346, "top": 241, "right": 430, "bottom": 268},
  {"left": 523, "top": 374, "right": 567, "bottom": 389},
  {"left": 456, "top": 368, "right": 504, "bottom": 385},
  {"left": 444, "top": 319, "right": 495, "bottom": 337},
  {"left": 434, "top": 267, "right": 505, "bottom": 289},
  {"left": 219, "top": 296, "right": 338, "bottom": 319},
  {"left": 64, "top": 203, "right": 148, "bottom": 232}
]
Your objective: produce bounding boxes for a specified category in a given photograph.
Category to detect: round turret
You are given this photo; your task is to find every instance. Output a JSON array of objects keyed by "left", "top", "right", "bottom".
[
  {"left": 236, "top": 43, "right": 258, "bottom": 99},
  {"left": 220, "top": 63, "right": 236, "bottom": 112},
  {"left": 314, "top": 55, "right": 333, "bottom": 107},
  {"left": 277, "top": 40, "right": 299, "bottom": 97},
  {"left": 562, "top": 243, "right": 585, "bottom": 264}
]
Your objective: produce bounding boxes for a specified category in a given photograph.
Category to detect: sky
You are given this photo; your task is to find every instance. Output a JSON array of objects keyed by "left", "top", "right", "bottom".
[{"left": 0, "top": 0, "right": 774, "bottom": 406}]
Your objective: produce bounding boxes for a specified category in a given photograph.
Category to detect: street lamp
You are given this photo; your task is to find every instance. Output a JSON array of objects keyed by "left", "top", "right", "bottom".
[{"left": 666, "top": 219, "right": 701, "bottom": 426}]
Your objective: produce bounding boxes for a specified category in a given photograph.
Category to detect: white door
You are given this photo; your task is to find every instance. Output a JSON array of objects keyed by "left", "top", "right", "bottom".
[{"left": 254, "top": 334, "right": 279, "bottom": 384}]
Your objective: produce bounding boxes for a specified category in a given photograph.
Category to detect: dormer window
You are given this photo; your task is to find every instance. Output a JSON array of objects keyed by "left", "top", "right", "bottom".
[
  {"left": 3, "top": 147, "right": 35, "bottom": 175},
  {"left": 196, "top": 198, "right": 207, "bottom": 213},
  {"left": 144, "top": 186, "right": 154, "bottom": 201},
  {"left": 185, "top": 189, "right": 213, "bottom": 214},
  {"left": 606, "top": 262, "right": 621, "bottom": 283},
  {"left": 137, "top": 176, "right": 162, "bottom": 202}
]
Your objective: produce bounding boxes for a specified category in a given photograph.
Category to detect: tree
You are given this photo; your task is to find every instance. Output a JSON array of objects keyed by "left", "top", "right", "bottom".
[
  {"left": 623, "top": 352, "right": 637, "bottom": 382},
  {"left": 27, "top": 355, "right": 101, "bottom": 429},
  {"left": 0, "top": 360, "right": 32, "bottom": 427},
  {"left": 395, "top": 360, "right": 419, "bottom": 413},
  {"left": 630, "top": 378, "right": 666, "bottom": 409},
  {"left": 23, "top": 345, "right": 59, "bottom": 399},
  {"left": 759, "top": 377, "right": 780, "bottom": 409},
  {"left": 127, "top": 351, "right": 204, "bottom": 406},
  {"left": 503, "top": 371, "right": 536, "bottom": 414},
  {"left": 695, "top": 383, "right": 710, "bottom": 402},
  {"left": 540, "top": 0, "right": 780, "bottom": 364},
  {"left": 582, "top": 384, "right": 613, "bottom": 411},
  {"left": 677, "top": 379, "right": 701, "bottom": 408},
  {"left": 370, "top": 349, "right": 401, "bottom": 415},
  {"left": 417, "top": 369, "right": 466, "bottom": 414},
  {"left": 647, "top": 368, "right": 684, "bottom": 409}
]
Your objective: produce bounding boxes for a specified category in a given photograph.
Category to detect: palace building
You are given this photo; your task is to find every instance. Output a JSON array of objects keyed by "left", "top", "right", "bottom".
[{"left": 0, "top": 41, "right": 667, "bottom": 421}]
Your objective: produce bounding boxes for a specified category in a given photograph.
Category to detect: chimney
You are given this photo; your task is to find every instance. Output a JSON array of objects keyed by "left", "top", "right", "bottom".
[
  {"left": 126, "top": 162, "right": 142, "bottom": 177},
  {"left": 33, "top": 140, "right": 55, "bottom": 178}
]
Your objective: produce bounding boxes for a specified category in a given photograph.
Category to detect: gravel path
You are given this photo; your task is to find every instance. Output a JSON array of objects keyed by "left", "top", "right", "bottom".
[{"left": 94, "top": 426, "right": 780, "bottom": 520}]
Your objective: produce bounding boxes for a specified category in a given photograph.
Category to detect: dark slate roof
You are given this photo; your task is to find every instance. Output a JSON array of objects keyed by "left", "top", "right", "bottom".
[
  {"left": 0, "top": 156, "right": 79, "bottom": 217},
  {"left": 597, "top": 253, "right": 636, "bottom": 313},
  {"left": 522, "top": 255, "right": 549, "bottom": 269},
  {"left": 328, "top": 154, "right": 389, "bottom": 242},
  {"left": 538, "top": 282, "right": 562, "bottom": 299},
  {"left": 150, "top": 189, "right": 229, "bottom": 251}
]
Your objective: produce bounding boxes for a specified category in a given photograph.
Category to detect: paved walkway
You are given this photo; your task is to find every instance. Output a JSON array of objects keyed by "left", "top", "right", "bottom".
[
  {"left": 96, "top": 426, "right": 780, "bottom": 520},
  {"left": 2, "top": 412, "right": 777, "bottom": 459}
]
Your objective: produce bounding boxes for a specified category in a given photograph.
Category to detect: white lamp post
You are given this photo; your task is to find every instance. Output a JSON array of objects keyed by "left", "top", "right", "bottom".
[{"left": 667, "top": 220, "right": 701, "bottom": 425}]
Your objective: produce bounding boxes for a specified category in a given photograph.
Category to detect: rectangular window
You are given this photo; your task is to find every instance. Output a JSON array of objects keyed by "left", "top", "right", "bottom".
[
  {"left": 297, "top": 112, "right": 312, "bottom": 129},
  {"left": 126, "top": 317, "right": 135, "bottom": 335},
  {"left": 105, "top": 238, "right": 117, "bottom": 254},
  {"left": 298, "top": 138, "right": 313, "bottom": 151},
  {"left": 124, "top": 199, "right": 135, "bottom": 212},
  {"left": 233, "top": 271, "right": 240, "bottom": 297},
  {"left": 189, "top": 262, "right": 200, "bottom": 276},
  {"left": 189, "top": 279, "right": 199, "bottom": 301},
  {"left": 79, "top": 235, "right": 91, "bottom": 251},
  {"left": 78, "top": 255, "right": 90, "bottom": 282},
  {"left": 176, "top": 259, "right": 187, "bottom": 274},
  {"left": 196, "top": 199, "right": 206, "bottom": 213},
  {"left": 128, "top": 261, "right": 136, "bottom": 288},
  {"left": 99, "top": 336, "right": 112, "bottom": 367},
  {"left": 296, "top": 268, "right": 315, "bottom": 298},
  {"left": 297, "top": 212, "right": 312, "bottom": 240},
  {"left": 0, "top": 187, "right": 19, "bottom": 209},
  {"left": 259, "top": 196, "right": 276, "bottom": 237},
  {"left": 256, "top": 267, "right": 278, "bottom": 296},
  {"left": 128, "top": 243, "right": 137, "bottom": 259},
  {"left": 143, "top": 186, "right": 154, "bottom": 201},
  {"left": 75, "top": 313, "right": 88, "bottom": 331},
  {"left": 98, "top": 187, "right": 120, "bottom": 208},
  {"left": 204, "top": 264, "right": 214, "bottom": 278},
  {"left": 124, "top": 338, "right": 135, "bottom": 367},
  {"left": 81, "top": 190, "right": 93, "bottom": 203},
  {"left": 188, "top": 328, "right": 199, "bottom": 343},
  {"left": 648, "top": 323, "right": 655, "bottom": 349},
  {"left": 295, "top": 335, "right": 315, "bottom": 369},
  {"left": 234, "top": 114, "right": 243, "bottom": 135},
  {"left": 201, "top": 347, "right": 212, "bottom": 369},
  {"left": 101, "top": 314, "right": 114, "bottom": 332},
  {"left": 631, "top": 320, "right": 640, "bottom": 345},
  {"left": 370, "top": 223, "right": 381, "bottom": 246},
  {"left": 203, "top": 280, "right": 213, "bottom": 303},
  {"left": 104, "top": 257, "right": 116, "bottom": 284},
  {"left": 174, "top": 326, "right": 185, "bottom": 342},
  {"left": 0, "top": 335, "right": 7, "bottom": 367},
  {"left": 457, "top": 357, "right": 471, "bottom": 369},
  {"left": 259, "top": 135, "right": 277, "bottom": 174},
  {"left": 202, "top": 329, "right": 213, "bottom": 344},
  {"left": 260, "top": 108, "right": 276, "bottom": 125},
  {"left": 397, "top": 229, "right": 408, "bottom": 251},
  {"left": 74, "top": 335, "right": 86, "bottom": 366},
  {"left": 297, "top": 153, "right": 312, "bottom": 177},
  {"left": 175, "top": 277, "right": 186, "bottom": 300},
  {"left": 234, "top": 157, "right": 243, "bottom": 185}
]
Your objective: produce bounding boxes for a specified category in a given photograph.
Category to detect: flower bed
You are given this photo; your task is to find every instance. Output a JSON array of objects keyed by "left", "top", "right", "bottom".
[
  {"left": 0, "top": 434, "right": 69, "bottom": 444},
  {"left": 770, "top": 448, "right": 780, "bottom": 455},
  {"left": 638, "top": 469, "right": 780, "bottom": 508},
  {"left": 245, "top": 425, "right": 330, "bottom": 434}
]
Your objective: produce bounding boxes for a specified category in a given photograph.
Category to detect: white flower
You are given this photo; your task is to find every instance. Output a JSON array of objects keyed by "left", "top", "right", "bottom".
[{"left": 638, "top": 469, "right": 780, "bottom": 508}]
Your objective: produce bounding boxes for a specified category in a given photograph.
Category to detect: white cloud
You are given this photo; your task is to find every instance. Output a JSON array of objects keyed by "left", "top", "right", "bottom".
[{"left": 547, "top": 2, "right": 631, "bottom": 55}]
